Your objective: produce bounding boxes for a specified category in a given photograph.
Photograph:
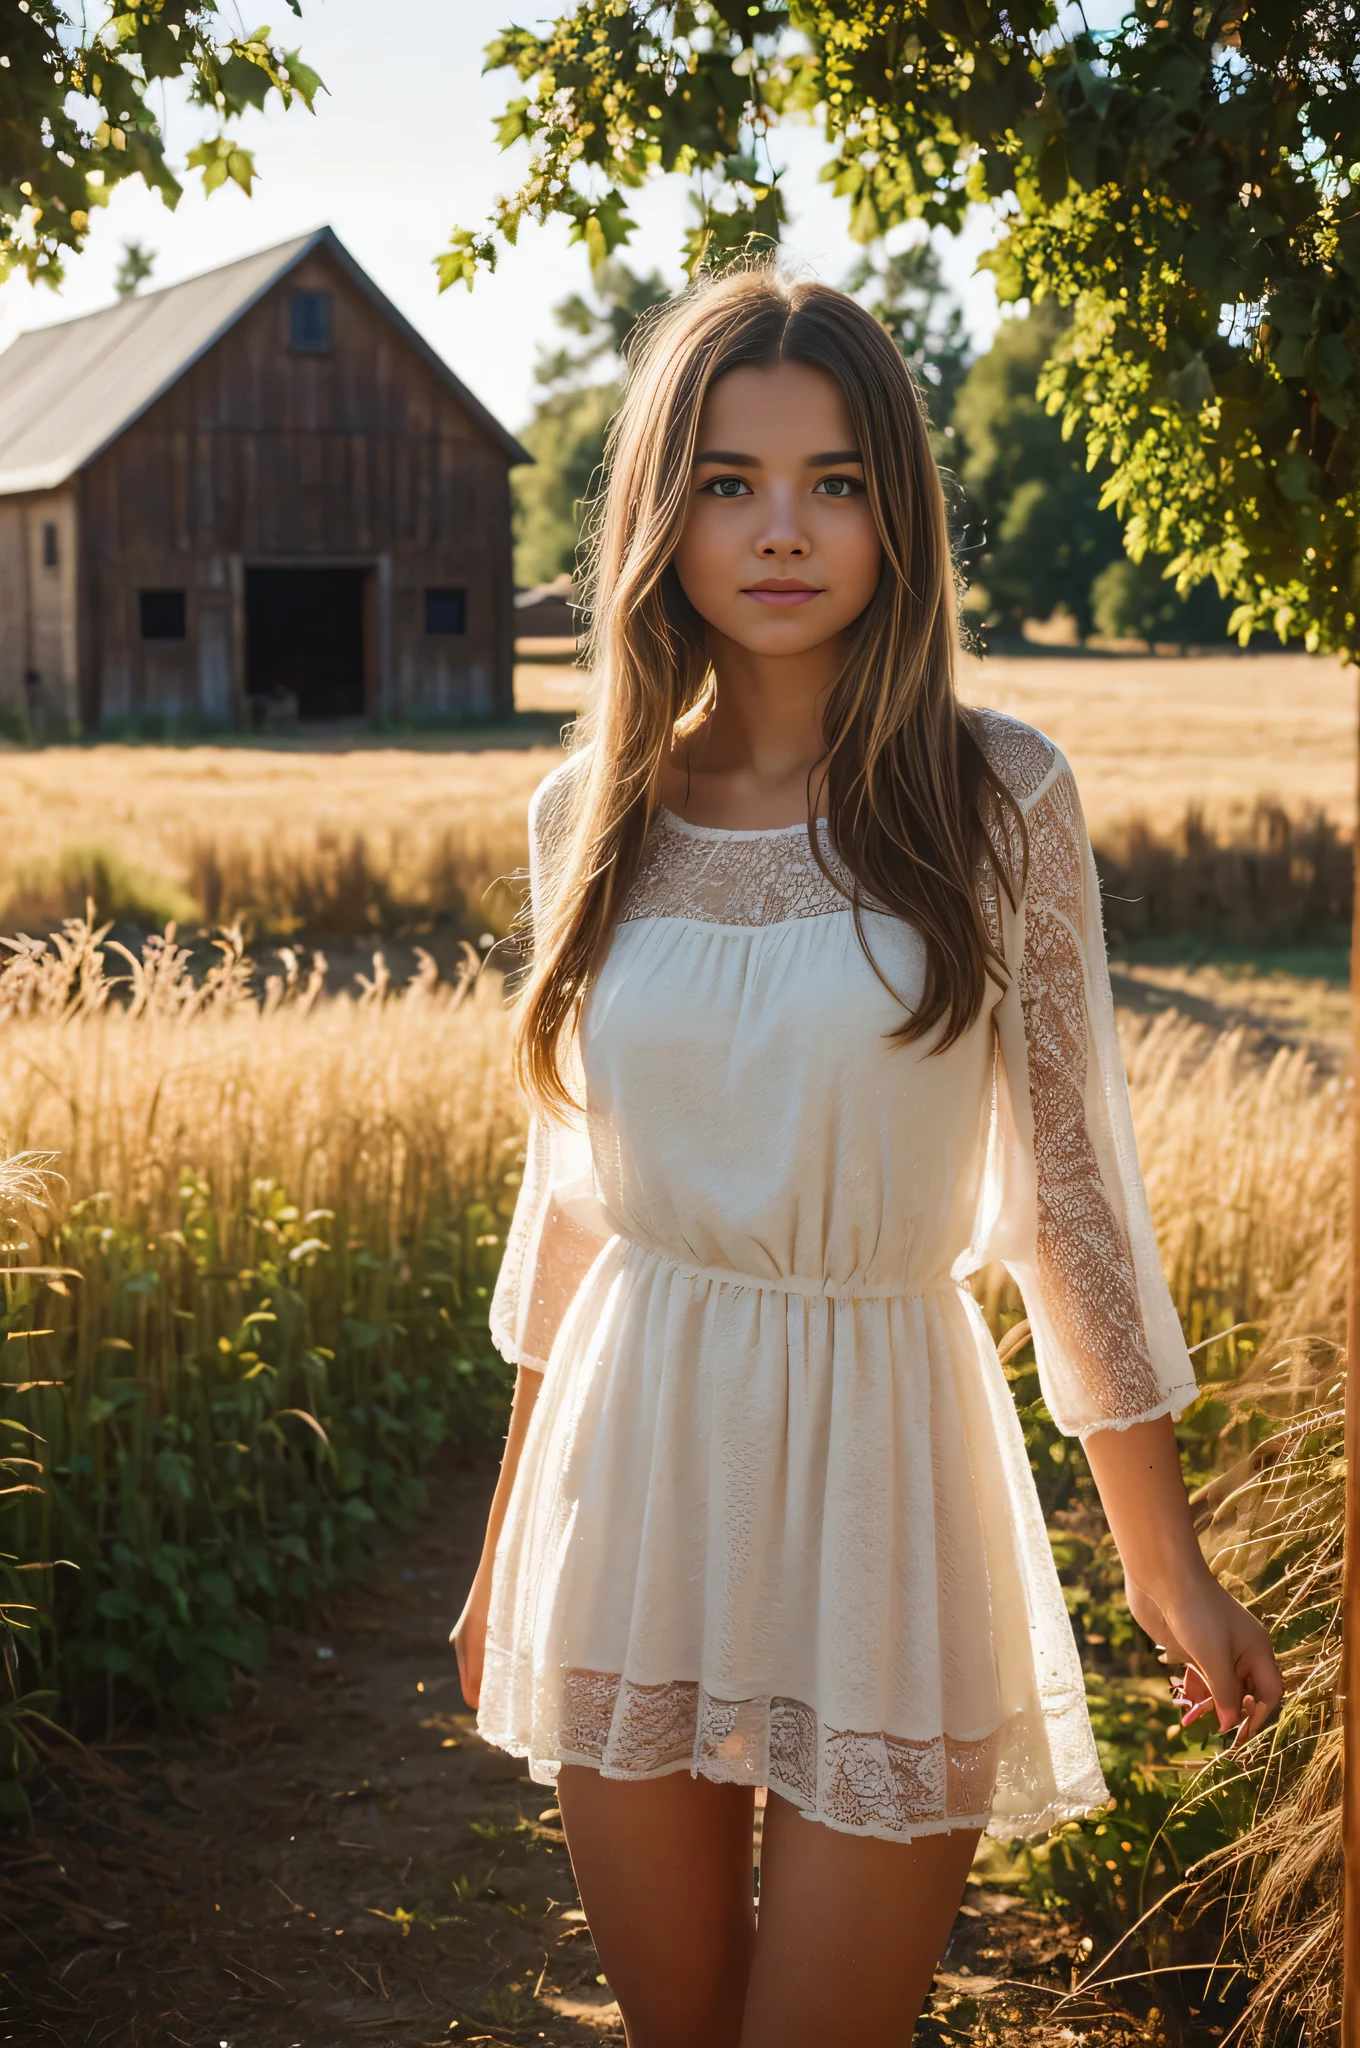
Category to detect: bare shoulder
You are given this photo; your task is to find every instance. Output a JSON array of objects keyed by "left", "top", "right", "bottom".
[{"left": 966, "top": 706, "right": 1065, "bottom": 807}]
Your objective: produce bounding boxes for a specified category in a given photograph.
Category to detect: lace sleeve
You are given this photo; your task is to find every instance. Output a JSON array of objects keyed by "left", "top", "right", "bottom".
[
  {"left": 976, "top": 715, "right": 1199, "bottom": 1441},
  {"left": 487, "top": 761, "right": 613, "bottom": 1378}
]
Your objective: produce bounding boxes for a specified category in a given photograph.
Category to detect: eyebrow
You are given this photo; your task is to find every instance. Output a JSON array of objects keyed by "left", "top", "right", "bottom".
[{"left": 693, "top": 448, "right": 865, "bottom": 466}]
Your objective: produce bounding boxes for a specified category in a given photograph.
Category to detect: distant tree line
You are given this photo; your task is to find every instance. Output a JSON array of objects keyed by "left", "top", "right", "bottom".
[{"left": 513, "top": 254, "right": 1233, "bottom": 649}]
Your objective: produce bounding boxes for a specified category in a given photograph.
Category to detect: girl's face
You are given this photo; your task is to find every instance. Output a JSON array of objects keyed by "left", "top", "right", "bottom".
[{"left": 673, "top": 360, "right": 883, "bottom": 658}]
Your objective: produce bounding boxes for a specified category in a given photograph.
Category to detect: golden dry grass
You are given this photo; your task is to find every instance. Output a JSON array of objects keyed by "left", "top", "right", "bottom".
[
  {"left": 958, "top": 650, "right": 1355, "bottom": 832},
  {"left": 0, "top": 739, "right": 557, "bottom": 937},
  {"left": 0, "top": 927, "right": 520, "bottom": 1238},
  {"left": 1123, "top": 1012, "right": 1347, "bottom": 1349}
]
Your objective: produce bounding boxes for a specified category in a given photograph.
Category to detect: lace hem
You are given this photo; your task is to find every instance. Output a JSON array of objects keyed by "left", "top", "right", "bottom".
[
  {"left": 482, "top": 1668, "right": 1004, "bottom": 1840},
  {"left": 1077, "top": 1383, "right": 1200, "bottom": 1442},
  {"left": 479, "top": 1666, "right": 1113, "bottom": 1844},
  {"left": 488, "top": 1337, "right": 548, "bottom": 1375}
]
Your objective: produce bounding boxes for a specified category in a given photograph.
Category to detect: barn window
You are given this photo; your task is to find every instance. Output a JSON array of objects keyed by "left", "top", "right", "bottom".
[
  {"left": 290, "top": 288, "right": 334, "bottom": 354},
  {"left": 41, "top": 521, "right": 58, "bottom": 569},
  {"left": 425, "top": 588, "right": 467, "bottom": 635},
  {"left": 140, "top": 589, "right": 187, "bottom": 640}
]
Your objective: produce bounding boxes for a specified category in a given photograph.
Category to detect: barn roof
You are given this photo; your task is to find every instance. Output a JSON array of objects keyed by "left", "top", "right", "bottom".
[{"left": 0, "top": 225, "right": 530, "bottom": 497}]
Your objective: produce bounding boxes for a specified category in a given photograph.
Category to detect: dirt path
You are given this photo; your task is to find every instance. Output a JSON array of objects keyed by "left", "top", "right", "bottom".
[{"left": 0, "top": 1459, "right": 1181, "bottom": 2047}]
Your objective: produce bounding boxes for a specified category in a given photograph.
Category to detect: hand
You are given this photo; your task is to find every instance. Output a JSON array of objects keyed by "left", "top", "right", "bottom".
[
  {"left": 1125, "top": 1571, "right": 1283, "bottom": 1753},
  {"left": 451, "top": 1568, "right": 492, "bottom": 1711}
]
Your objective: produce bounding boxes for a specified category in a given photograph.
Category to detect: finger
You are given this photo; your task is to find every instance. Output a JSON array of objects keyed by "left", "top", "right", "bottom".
[
  {"left": 1215, "top": 1650, "right": 1282, "bottom": 1747},
  {"left": 1191, "top": 1643, "right": 1246, "bottom": 1731},
  {"left": 1227, "top": 1694, "right": 1261, "bottom": 1750},
  {"left": 1239, "top": 1644, "right": 1285, "bottom": 1717},
  {"left": 1172, "top": 1662, "right": 1214, "bottom": 1726}
]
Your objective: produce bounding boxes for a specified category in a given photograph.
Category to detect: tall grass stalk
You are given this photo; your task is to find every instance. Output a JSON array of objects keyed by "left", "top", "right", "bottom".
[
  {"left": 1185, "top": 1359, "right": 1346, "bottom": 2046},
  {"left": 1073, "top": 1358, "right": 1348, "bottom": 2046},
  {"left": 1124, "top": 1012, "right": 1348, "bottom": 1353}
]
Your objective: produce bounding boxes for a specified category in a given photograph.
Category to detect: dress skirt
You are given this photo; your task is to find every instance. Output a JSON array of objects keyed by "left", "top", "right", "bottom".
[{"left": 478, "top": 1235, "right": 1109, "bottom": 1844}]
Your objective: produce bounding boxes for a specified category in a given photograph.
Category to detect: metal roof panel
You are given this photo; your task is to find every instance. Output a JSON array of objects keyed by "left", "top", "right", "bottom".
[{"left": 0, "top": 227, "right": 529, "bottom": 494}]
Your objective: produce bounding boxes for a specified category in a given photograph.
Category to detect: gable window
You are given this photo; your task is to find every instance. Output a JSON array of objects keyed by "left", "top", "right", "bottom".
[
  {"left": 41, "top": 521, "right": 58, "bottom": 569},
  {"left": 140, "top": 589, "right": 187, "bottom": 640},
  {"left": 290, "top": 288, "right": 334, "bottom": 354},
  {"left": 425, "top": 588, "right": 467, "bottom": 635}
]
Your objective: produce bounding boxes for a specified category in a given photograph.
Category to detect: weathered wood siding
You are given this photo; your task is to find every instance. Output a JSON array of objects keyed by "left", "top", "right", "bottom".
[
  {"left": 80, "top": 250, "right": 516, "bottom": 726},
  {"left": 0, "top": 488, "right": 80, "bottom": 725}
]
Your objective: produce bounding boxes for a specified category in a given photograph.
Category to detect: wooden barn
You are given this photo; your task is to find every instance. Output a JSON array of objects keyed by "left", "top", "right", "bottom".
[{"left": 0, "top": 227, "right": 529, "bottom": 730}]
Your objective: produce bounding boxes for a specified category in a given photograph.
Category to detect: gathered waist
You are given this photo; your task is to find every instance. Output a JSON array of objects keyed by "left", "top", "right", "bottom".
[{"left": 616, "top": 1234, "right": 955, "bottom": 1304}]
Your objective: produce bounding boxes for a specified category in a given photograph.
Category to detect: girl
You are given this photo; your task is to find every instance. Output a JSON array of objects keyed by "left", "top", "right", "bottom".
[{"left": 452, "top": 269, "right": 1282, "bottom": 2047}]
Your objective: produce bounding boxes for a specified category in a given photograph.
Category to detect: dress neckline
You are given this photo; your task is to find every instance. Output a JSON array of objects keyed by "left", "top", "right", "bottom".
[{"left": 657, "top": 806, "right": 830, "bottom": 844}]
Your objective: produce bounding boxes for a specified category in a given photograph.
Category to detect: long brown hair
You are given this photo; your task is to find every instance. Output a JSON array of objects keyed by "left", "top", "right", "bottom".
[{"left": 517, "top": 265, "right": 1024, "bottom": 1114}]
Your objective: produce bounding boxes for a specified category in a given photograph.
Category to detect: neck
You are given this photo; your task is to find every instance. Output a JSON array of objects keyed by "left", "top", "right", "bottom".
[{"left": 691, "top": 629, "right": 847, "bottom": 791}]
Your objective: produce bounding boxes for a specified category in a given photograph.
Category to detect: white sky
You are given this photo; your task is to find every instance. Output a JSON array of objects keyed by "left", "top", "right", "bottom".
[{"left": 0, "top": 1, "right": 1009, "bottom": 437}]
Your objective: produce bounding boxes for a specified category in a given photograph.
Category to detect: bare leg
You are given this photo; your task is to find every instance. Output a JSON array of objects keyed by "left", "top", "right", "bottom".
[
  {"left": 556, "top": 1764, "right": 757, "bottom": 2048},
  {"left": 741, "top": 1792, "right": 980, "bottom": 2047}
]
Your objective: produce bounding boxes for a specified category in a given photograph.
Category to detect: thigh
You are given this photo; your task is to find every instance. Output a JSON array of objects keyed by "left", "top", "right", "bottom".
[
  {"left": 741, "top": 1792, "right": 980, "bottom": 2048},
  {"left": 556, "top": 1764, "right": 757, "bottom": 2048}
]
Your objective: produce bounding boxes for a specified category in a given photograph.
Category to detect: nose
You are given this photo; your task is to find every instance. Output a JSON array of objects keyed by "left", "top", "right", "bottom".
[{"left": 755, "top": 479, "right": 810, "bottom": 560}]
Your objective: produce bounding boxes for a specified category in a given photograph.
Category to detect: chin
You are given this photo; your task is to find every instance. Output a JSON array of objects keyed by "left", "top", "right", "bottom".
[{"left": 722, "top": 617, "right": 841, "bottom": 655}]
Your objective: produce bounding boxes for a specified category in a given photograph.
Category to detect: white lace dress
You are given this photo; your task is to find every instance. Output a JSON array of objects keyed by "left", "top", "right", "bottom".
[{"left": 477, "top": 711, "right": 1198, "bottom": 1843}]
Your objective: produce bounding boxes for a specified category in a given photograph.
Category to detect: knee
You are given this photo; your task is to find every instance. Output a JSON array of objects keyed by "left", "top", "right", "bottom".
[
  {"left": 612, "top": 1936, "right": 751, "bottom": 2048},
  {"left": 617, "top": 1988, "right": 744, "bottom": 2048}
]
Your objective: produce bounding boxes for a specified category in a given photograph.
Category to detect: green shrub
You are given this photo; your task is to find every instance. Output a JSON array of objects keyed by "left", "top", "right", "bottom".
[
  {"left": 1, "top": 1174, "right": 510, "bottom": 1742},
  {"left": 55, "top": 842, "right": 201, "bottom": 930}
]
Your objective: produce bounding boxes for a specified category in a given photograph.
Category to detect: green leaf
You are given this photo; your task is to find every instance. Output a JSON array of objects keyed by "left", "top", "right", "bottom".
[
  {"left": 436, "top": 227, "right": 497, "bottom": 292},
  {"left": 279, "top": 49, "right": 324, "bottom": 110}
]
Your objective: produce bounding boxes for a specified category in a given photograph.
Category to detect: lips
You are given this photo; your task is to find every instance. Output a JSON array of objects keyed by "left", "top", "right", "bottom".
[{"left": 742, "top": 580, "right": 822, "bottom": 607}]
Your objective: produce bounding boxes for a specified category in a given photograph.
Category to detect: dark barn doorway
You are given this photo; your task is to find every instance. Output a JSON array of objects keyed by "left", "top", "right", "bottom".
[{"left": 246, "top": 567, "right": 366, "bottom": 720}]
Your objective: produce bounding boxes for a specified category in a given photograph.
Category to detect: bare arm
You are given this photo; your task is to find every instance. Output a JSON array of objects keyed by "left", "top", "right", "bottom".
[
  {"left": 1084, "top": 1414, "right": 1282, "bottom": 1747},
  {"left": 451, "top": 1365, "right": 542, "bottom": 1709}
]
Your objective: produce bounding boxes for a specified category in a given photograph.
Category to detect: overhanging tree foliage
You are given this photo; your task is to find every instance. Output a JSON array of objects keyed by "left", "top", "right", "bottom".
[
  {"left": 443, "top": 1, "right": 1360, "bottom": 663},
  {"left": 0, "top": 2, "right": 321, "bottom": 287}
]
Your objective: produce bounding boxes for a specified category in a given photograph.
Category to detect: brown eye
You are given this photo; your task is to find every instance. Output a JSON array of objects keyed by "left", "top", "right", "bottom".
[
  {"left": 812, "top": 475, "right": 862, "bottom": 497},
  {"left": 703, "top": 476, "right": 752, "bottom": 497}
]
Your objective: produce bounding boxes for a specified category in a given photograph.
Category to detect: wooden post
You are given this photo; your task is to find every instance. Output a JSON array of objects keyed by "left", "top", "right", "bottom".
[
  {"left": 1346, "top": 661, "right": 1360, "bottom": 2048},
  {"left": 376, "top": 552, "right": 395, "bottom": 720},
  {"left": 228, "top": 553, "right": 248, "bottom": 730}
]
